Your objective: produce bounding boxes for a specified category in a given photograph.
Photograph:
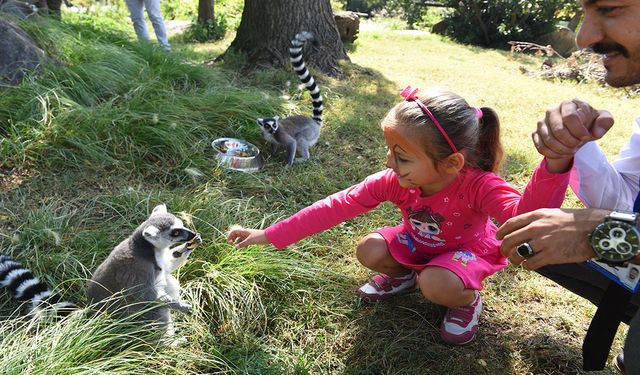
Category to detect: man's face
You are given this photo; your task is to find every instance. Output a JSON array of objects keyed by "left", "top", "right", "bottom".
[{"left": 578, "top": 1, "right": 640, "bottom": 87}]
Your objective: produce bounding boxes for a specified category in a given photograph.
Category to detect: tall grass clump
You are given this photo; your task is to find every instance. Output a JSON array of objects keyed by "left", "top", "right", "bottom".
[
  {"left": 0, "top": 14, "right": 283, "bottom": 179},
  {"left": 0, "top": 302, "right": 231, "bottom": 374}
]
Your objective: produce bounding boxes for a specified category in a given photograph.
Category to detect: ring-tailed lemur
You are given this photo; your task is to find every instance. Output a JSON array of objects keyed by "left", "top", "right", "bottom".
[
  {"left": 87, "top": 204, "right": 201, "bottom": 344},
  {"left": 257, "top": 31, "right": 324, "bottom": 167},
  {"left": 0, "top": 254, "right": 76, "bottom": 315},
  {"left": 1, "top": 204, "right": 200, "bottom": 344}
]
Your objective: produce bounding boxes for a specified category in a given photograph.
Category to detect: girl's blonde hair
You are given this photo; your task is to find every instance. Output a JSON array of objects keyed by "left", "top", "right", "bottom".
[{"left": 382, "top": 88, "right": 503, "bottom": 173}]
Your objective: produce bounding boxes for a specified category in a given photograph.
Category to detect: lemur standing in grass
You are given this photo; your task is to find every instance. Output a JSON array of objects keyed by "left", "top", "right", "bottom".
[
  {"left": 1, "top": 204, "right": 200, "bottom": 343},
  {"left": 87, "top": 204, "right": 201, "bottom": 344},
  {"left": 257, "top": 31, "right": 324, "bottom": 167}
]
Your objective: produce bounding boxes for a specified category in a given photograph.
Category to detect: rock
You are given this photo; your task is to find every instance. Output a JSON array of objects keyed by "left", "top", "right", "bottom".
[
  {"left": 334, "top": 11, "right": 359, "bottom": 43},
  {"left": 0, "top": 18, "right": 46, "bottom": 86},
  {"left": 431, "top": 19, "right": 448, "bottom": 35},
  {"left": 535, "top": 27, "right": 578, "bottom": 58},
  {"left": 0, "top": 0, "right": 38, "bottom": 18}
]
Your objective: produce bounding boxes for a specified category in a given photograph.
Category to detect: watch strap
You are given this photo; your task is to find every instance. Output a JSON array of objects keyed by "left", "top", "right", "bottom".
[{"left": 609, "top": 211, "right": 639, "bottom": 223}]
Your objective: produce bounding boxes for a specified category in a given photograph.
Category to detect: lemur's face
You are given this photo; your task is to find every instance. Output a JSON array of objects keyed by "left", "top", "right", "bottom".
[
  {"left": 142, "top": 204, "right": 196, "bottom": 249},
  {"left": 257, "top": 117, "right": 279, "bottom": 134}
]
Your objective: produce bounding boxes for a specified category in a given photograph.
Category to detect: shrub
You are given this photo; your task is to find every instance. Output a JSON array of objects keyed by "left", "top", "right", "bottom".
[
  {"left": 345, "top": 0, "right": 386, "bottom": 14},
  {"left": 442, "top": 0, "right": 577, "bottom": 49},
  {"left": 184, "top": 13, "right": 228, "bottom": 43},
  {"left": 160, "top": 0, "right": 196, "bottom": 20},
  {"left": 386, "top": 0, "right": 429, "bottom": 28},
  {"left": 215, "top": 0, "right": 243, "bottom": 29},
  {"left": 331, "top": 0, "right": 347, "bottom": 10}
]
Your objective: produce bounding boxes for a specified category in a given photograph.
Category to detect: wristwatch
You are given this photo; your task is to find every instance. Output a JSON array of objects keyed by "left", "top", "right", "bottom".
[{"left": 589, "top": 211, "right": 640, "bottom": 265}]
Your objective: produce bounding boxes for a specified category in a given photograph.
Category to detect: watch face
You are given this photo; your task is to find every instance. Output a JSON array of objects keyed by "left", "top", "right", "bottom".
[{"left": 591, "top": 220, "right": 640, "bottom": 262}]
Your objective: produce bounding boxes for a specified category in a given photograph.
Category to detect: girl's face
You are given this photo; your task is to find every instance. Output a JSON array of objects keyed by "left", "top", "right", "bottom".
[{"left": 383, "top": 125, "right": 453, "bottom": 195}]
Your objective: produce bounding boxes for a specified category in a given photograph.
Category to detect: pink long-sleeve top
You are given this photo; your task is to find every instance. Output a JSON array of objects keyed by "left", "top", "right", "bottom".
[{"left": 265, "top": 160, "right": 569, "bottom": 264}]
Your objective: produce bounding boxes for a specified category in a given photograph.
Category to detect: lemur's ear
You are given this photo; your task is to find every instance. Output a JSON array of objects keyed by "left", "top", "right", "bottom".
[
  {"left": 274, "top": 115, "right": 280, "bottom": 121},
  {"left": 257, "top": 118, "right": 264, "bottom": 124},
  {"left": 142, "top": 225, "right": 160, "bottom": 239},
  {"left": 151, "top": 204, "right": 167, "bottom": 216}
]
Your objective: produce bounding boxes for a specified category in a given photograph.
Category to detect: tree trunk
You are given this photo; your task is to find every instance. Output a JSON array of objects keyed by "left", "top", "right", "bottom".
[
  {"left": 468, "top": 0, "right": 490, "bottom": 46},
  {"left": 223, "top": 0, "right": 348, "bottom": 77},
  {"left": 198, "top": 0, "right": 214, "bottom": 24}
]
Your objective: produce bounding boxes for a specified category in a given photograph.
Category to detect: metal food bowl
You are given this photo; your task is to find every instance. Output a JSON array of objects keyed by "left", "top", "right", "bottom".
[{"left": 212, "top": 138, "right": 263, "bottom": 173}]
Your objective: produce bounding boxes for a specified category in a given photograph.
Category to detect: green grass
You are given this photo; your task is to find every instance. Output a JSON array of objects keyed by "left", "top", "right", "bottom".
[{"left": 0, "top": 12, "right": 636, "bottom": 374}]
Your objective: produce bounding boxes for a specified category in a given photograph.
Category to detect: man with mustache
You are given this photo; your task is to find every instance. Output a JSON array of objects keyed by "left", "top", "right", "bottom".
[{"left": 496, "top": 1, "right": 640, "bottom": 374}]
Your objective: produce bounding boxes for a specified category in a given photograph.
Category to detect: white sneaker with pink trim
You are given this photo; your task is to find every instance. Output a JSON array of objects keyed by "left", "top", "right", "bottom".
[
  {"left": 440, "top": 291, "right": 482, "bottom": 345},
  {"left": 355, "top": 271, "right": 417, "bottom": 302}
]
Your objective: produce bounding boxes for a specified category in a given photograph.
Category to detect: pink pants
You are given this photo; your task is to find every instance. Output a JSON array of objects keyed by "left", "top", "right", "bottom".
[{"left": 376, "top": 225, "right": 507, "bottom": 290}]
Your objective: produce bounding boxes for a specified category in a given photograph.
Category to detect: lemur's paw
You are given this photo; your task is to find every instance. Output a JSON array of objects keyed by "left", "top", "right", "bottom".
[{"left": 185, "top": 233, "right": 202, "bottom": 250}]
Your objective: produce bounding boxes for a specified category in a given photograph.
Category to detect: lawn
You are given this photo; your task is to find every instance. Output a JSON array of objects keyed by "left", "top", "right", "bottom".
[{"left": 0, "top": 11, "right": 636, "bottom": 374}]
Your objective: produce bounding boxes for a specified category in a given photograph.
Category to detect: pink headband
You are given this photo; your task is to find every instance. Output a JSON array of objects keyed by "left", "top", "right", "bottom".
[{"left": 400, "top": 85, "right": 459, "bottom": 153}]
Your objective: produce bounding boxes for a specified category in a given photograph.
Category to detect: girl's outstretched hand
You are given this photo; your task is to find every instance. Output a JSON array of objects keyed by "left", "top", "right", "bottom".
[{"left": 226, "top": 225, "right": 269, "bottom": 249}]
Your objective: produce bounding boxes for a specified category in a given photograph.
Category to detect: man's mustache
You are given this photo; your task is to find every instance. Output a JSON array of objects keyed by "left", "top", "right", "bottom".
[{"left": 591, "top": 42, "right": 629, "bottom": 58}]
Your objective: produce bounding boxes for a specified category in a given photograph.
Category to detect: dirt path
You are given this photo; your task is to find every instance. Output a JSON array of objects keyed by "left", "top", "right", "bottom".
[{"left": 165, "top": 20, "right": 191, "bottom": 36}]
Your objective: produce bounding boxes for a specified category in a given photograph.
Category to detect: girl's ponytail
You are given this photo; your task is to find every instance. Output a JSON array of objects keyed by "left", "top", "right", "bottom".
[{"left": 475, "top": 107, "right": 503, "bottom": 173}]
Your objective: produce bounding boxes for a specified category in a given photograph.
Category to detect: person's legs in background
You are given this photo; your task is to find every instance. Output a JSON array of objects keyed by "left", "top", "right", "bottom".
[
  {"left": 124, "top": 0, "right": 150, "bottom": 43},
  {"left": 143, "top": 0, "right": 170, "bottom": 51}
]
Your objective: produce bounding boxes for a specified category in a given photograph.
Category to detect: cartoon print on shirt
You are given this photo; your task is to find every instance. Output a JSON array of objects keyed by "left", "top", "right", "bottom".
[
  {"left": 452, "top": 250, "right": 477, "bottom": 267},
  {"left": 396, "top": 231, "right": 416, "bottom": 253},
  {"left": 406, "top": 206, "right": 446, "bottom": 242}
]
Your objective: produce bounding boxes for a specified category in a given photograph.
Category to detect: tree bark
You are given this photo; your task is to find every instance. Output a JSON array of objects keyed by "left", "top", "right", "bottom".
[
  {"left": 34, "top": 0, "right": 61, "bottom": 18},
  {"left": 198, "top": 0, "right": 214, "bottom": 24},
  {"left": 223, "top": 0, "right": 348, "bottom": 77},
  {"left": 468, "top": 0, "right": 490, "bottom": 46}
]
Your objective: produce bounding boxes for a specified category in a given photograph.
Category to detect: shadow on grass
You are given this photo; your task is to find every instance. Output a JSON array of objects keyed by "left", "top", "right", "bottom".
[{"left": 341, "top": 289, "right": 588, "bottom": 374}]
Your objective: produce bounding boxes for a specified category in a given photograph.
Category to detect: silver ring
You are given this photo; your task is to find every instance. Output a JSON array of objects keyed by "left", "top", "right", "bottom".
[{"left": 516, "top": 242, "right": 536, "bottom": 258}]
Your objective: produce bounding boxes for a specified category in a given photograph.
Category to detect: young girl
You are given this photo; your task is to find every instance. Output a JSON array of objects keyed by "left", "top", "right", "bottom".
[{"left": 227, "top": 86, "right": 571, "bottom": 345}]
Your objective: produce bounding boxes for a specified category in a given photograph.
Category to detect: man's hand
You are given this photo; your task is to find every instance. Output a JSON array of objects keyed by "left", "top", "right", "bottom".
[
  {"left": 533, "top": 99, "right": 614, "bottom": 160},
  {"left": 496, "top": 208, "right": 610, "bottom": 270},
  {"left": 226, "top": 225, "right": 269, "bottom": 249}
]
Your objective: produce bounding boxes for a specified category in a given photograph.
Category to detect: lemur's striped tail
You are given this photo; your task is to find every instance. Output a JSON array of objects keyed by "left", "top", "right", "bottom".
[
  {"left": 0, "top": 254, "right": 74, "bottom": 314},
  {"left": 289, "top": 31, "right": 323, "bottom": 125}
]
